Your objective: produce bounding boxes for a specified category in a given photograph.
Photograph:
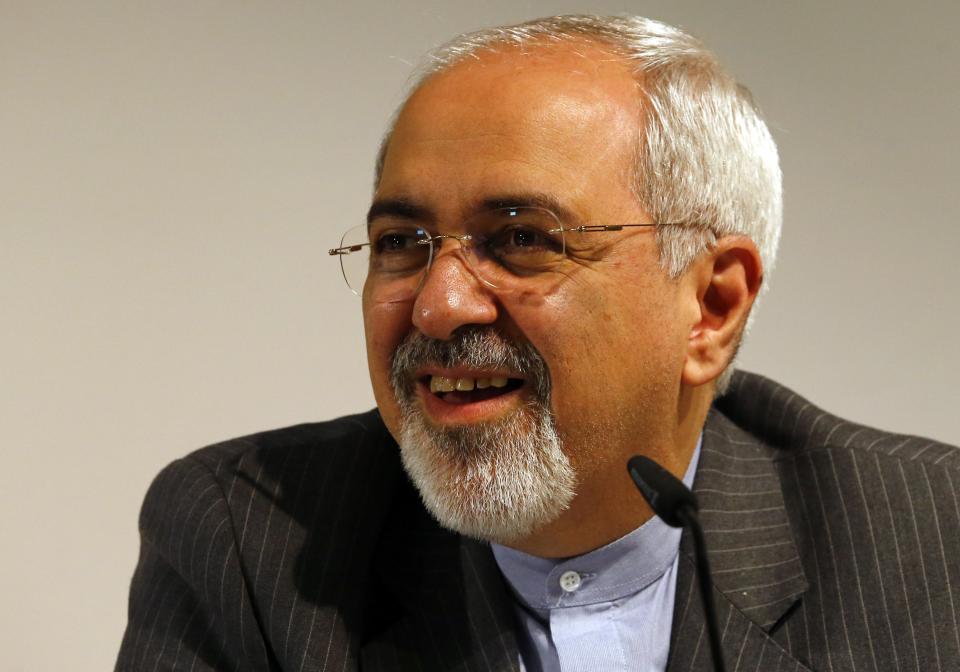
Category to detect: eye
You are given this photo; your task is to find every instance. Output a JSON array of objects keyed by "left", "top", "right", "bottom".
[
  {"left": 490, "top": 225, "right": 562, "bottom": 255},
  {"left": 372, "top": 228, "right": 424, "bottom": 254},
  {"left": 471, "top": 207, "right": 567, "bottom": 274},
  {"left": 368, "top": 226, "right": 431, "bottom": 275},
  {"left": 506, "top": 227, "right": 545, "bottom": 248},
  {"left": 481, "top": 224, "right": 565, "bottom": 277}
]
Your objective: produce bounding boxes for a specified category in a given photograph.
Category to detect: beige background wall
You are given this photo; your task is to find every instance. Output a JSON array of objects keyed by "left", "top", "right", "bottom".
[{"left": 2, "top": 1, "right": 957, "bottom": 669}]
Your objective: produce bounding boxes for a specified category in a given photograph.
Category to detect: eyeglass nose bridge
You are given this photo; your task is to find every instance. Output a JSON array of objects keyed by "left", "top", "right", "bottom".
[
  {"left": 416, "top": 233, "right": 498, "bottom": 289},
  {"left": 416, "top": 233, "right": 473, "bottom": 247}
]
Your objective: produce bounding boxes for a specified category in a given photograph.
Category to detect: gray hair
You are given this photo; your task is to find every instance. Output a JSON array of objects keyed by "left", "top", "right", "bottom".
[{"left": 375, "top": 15, "right": 783, "bottom": 394}]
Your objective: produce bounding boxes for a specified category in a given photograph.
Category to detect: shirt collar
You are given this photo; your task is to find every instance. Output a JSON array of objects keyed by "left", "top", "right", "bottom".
[{"left": 492, "top": 435, "right": 702, "bottom": 609}]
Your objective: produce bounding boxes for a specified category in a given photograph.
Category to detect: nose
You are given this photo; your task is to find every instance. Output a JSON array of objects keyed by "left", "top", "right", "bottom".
[{"left": 411, "top": 248, "right": 499, "bottom": 340}]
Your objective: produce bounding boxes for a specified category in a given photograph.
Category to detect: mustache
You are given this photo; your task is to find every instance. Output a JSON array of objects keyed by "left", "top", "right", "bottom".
[{"left": 389, "top": 326, "right": 551, "bottom": 401}]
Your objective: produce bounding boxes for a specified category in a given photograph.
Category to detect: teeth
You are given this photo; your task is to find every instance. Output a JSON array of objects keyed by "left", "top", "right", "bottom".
[
  {"left": 430, "top": 376, "right": 455, "bottom": 393},
  {"left": 428, "top": 375, "right": 512, "bottom": 393}
]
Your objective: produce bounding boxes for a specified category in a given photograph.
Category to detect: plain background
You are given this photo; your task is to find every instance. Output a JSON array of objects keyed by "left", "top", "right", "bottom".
[{"left": 2, "top": 1, "right": 958, "bottom": 669}]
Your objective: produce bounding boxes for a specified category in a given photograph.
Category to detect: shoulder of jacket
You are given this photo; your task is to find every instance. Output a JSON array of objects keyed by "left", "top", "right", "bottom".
[
  {"left": 163, "top": 408, "right": 392, "bottom": 476},
  {"left": 714, "top": 371, "right": 959, "bottom": 470},
  {"left": 137, "top": 409, "right": 398, "bottom": 541}
]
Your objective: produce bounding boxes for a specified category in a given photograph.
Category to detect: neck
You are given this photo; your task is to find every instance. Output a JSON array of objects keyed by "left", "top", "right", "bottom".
[{"left": 502, "top": 382, "right": 713, "bottom": 558}]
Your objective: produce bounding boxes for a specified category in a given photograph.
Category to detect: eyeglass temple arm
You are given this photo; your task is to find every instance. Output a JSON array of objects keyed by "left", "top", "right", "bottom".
[
  {"left": 547, "top": 223, "right": 657, "bottom": 234},
  {"left": 329, "top": 243, "right": 369, "bottom": 256}
]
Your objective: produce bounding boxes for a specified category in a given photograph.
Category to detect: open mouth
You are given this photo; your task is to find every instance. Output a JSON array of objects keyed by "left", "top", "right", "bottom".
[{"left": 420, "top": 374, "right": 525, "bottom": 406}]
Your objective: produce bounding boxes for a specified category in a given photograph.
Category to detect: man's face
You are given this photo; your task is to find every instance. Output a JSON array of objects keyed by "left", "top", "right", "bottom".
[{"left": 364, "top": 42, "right": 699, "bottom": 540}]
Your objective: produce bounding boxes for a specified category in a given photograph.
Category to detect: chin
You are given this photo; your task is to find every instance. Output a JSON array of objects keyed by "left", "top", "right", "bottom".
[{"left": 397, "top": 401, "right": 577, "bottom": 543}]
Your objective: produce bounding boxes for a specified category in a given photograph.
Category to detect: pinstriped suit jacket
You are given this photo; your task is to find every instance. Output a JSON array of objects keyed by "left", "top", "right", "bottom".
[{"left": 116, "top": 371, "right": 960, "bottom": 671}]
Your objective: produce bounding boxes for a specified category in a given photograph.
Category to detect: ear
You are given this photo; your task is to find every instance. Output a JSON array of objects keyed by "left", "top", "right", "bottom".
[{"left": 681, "top": 236, "right": 763, "bottom": 388}]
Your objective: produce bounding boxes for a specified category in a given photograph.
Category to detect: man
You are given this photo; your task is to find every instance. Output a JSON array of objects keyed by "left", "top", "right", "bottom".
[{"left": 117, "top": 15, "right": 959, "bottom": 672}]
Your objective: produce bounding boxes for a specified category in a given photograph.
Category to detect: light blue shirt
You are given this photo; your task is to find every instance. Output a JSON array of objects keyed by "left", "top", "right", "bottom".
[{"left": 491, "top": 439, "right": 702, "bottom": 672}]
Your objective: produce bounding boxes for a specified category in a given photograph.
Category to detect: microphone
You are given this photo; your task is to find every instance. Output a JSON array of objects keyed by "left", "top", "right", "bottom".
[{"left": 628, "top": 455, "right": 727, "bottom": 672}]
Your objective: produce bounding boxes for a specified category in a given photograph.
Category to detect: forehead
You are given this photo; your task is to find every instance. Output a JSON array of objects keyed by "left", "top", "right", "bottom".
[{"left": 377, "top": 41, "right": 645, "bottom": 216}]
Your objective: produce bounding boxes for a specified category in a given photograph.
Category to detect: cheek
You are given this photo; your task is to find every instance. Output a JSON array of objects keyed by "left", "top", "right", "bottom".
[
  {"left": 540, "top": 274, "right": 685, "bottom": 412},
  {"left": 363, "top": 299, "right": 412, "bottom": 347},
  {"left": 363, "top": 300, "right": 414, "bottom": 428},
  {"left": 528, "top": 287, "right": 614, "bottom": 410}
]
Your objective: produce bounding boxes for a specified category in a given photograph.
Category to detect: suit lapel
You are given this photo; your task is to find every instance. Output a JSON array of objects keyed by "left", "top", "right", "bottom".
[{"left": 668, "top": 408, "right": 810, "bottom": 671}]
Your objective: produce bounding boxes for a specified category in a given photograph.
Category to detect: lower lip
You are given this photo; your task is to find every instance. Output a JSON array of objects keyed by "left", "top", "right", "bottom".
[{"left": 417, "top": 381, "right": 526, "bottom": 424}]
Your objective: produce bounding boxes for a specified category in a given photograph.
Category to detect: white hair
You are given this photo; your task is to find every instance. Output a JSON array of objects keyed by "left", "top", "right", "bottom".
[
  {"left": 376, "top": 15, "right": 783, "bottom": 393},
  {"left": 398, "top": 402, "right": 576, "bottom": 543}
]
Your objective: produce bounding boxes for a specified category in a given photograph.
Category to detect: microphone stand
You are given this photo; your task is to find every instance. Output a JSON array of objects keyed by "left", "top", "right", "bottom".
[
  {"left": 676, "top": 506, "right": 726, "bottom": 672},
  {"left": 628, "top": 455, "right": 727, "bottom": 672}
]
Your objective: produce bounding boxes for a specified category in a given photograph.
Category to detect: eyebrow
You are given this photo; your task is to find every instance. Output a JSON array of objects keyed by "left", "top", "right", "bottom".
[
  {"left": 366, "top": 198, "right": 433, "bottom": 225},
  {"left": 367, "top": 191, "right": 579, "bottom": 227}
]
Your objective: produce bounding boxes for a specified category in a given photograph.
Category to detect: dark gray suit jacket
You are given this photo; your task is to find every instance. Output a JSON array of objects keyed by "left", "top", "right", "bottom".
[{"left": 116, "top": 372, "right": 960, "bottom": 671}]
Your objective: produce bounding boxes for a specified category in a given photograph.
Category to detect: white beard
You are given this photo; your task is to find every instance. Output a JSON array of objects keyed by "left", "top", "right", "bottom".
[{"left": 397, "top": 398, "right": 576, "bottom": 543}]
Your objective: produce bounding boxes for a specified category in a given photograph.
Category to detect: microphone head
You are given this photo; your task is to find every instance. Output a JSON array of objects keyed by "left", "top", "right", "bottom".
[{"left": 627, "top": 454, "right": 698, "bottom": 528}]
